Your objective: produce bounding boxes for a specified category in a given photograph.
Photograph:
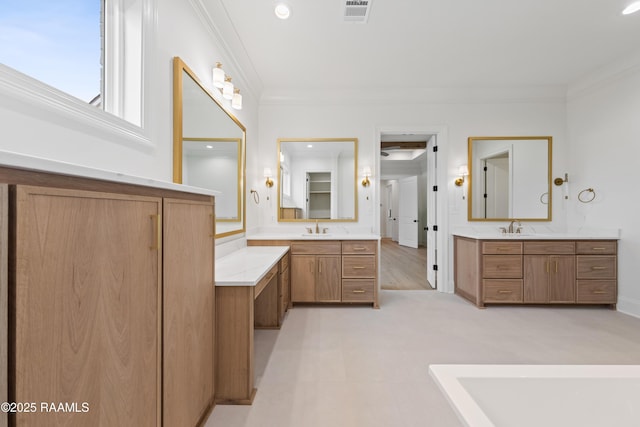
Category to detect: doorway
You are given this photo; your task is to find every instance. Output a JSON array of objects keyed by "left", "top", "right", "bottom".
[{"left": 378, "top": 132, "right": 435, "bottom": 290}]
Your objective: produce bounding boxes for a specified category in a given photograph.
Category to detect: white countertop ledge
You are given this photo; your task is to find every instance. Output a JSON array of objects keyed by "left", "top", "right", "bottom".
[
  {"left": 452, "top": 231, "right": 619, "bottom": 240},
  {"left": 0, "top": 149, "right": 220, "bottom": 197},
  {"left": 247, "top": 232, "right": 380, "bottom": 241},
  {"left": 215, "top": 246, "right": 290, "bottom": 287}
]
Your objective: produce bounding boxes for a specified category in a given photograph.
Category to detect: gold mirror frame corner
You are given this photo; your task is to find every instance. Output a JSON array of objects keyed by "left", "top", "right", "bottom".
[
  {"left": 172, "top": 56, "right": 247, "bottom": 238},
  {"left": 276, "top": 137, "right": 359, "bottom": 223},
  {"left": 466, "top": 136, "right": 553, "bottom": 222}
]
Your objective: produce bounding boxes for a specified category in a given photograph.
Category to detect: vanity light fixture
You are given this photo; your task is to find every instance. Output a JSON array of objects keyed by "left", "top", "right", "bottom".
[
  {"left": 232, "top": 88, "right": 243, "bottom": 110},
  {"left": 212, "top": 62, "right": 225, "bottom": 88},
  {"left": 361, "top": 166, "right": 372, "bottom": 187},
  {"left": 264, "top": 168, "right": 274, "bottom": 188},
  {"left": 275, "top": 2, "right": 291, "bottom": 19},
  {"left": 623, "top": 1, "right": 640, "bottom": 14},
  {"left": 554, "top": 173, "right": 568, "bottom": 186},
  {"left": 212, "top": 62, "right": 243, "bottom": 110},
  {"left": 454, "top": 164, "right": 468, "bottom": 187}
]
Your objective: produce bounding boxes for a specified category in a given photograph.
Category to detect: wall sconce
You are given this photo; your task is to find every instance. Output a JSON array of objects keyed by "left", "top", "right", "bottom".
[
  {"left": 264, "top": 168, "right": 274, "bottom": 188},
  {"left": 554, "top": 173, "right": 568, "bottom": 186},
  {"left": 212, "top": 62, "right": 243, "bottom": 110},
  {"left": 361, "top": 166, "right": 371, "bottom": 187},
  {"left": 454, "top": 164, "right": 468, "bottom": 186}
]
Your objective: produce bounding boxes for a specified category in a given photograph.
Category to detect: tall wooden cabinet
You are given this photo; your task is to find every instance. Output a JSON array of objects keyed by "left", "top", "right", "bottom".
[
  {"left": 1, "top": 166, "right": 216, "bottom": 427},
  {"left": 0, "top": 185, "right": 7, "bottom": 427},
  {"left": 163, "top": 198, "right": 215, "bottom": 426},
  {"left": 14, "top": 186, "right": 162, "bottom": 426}
]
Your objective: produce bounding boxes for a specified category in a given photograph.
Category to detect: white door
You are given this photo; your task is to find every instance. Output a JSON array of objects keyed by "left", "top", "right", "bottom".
[
  {"left": 398, "top": 176, "right": 418, "bottom": 248},
  {"left": 426, "top": 137, "right": 437, "bottom": 288}
]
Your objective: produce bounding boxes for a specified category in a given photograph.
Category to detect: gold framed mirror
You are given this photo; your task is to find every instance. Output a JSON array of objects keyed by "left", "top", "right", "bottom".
[
  {"left": 173, "top": 57, "right": 246, "bottom": 237},
  {"left": 468, "top": 136, "right": 552, "bottom": 221},
  {"left": 277, "top": 138, "right": 358, "bottom": 222}
]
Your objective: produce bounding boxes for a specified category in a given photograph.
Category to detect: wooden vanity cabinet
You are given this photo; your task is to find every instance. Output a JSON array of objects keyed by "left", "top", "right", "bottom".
[
  {"left": 454, "top": 236, "right": 617, "bottom": 308},
  {"left": 291, "top": 242, "right": 341, "bottom": 302},
  {"left": 341, "top": 241, "right": 377, "bottom": 302},
  {"left": 1, "top": 171, "right": 215, "bottom": 427}
]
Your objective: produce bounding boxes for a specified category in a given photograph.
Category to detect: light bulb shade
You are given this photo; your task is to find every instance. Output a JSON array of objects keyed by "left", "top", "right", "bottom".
[
  {"left": 275, "top": 3, "right": 291, "bottom": 19},
  {"left": 362, "top": 166, "right": 372, "bottom": 177},
  {"left": 623, "top": 1, "right": 640, "bottom": 14},
  {"left": 458, "top": 165, "right": 469, "bottom": 176},
  {"left": 232, "top": 90, "right": 242, "bottom": 110},
  {"left": 264, "top": 168, "right": 273, "bottom": 178},
  {"left": 222, "top": 80, "right": 234, "bottom": 100},
  {"left": 212, "top": 63, "right": 225, "bottom": 88}
]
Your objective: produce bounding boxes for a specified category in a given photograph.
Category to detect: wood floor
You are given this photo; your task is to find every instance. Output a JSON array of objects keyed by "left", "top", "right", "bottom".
[{"left": 380, "top": 238, "right": 433, "bottom": 290}]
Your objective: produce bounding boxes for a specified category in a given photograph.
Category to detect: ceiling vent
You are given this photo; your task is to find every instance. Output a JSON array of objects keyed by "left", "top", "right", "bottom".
[{"left": 343, "top": 0, "right": 372, "bottom": 23}]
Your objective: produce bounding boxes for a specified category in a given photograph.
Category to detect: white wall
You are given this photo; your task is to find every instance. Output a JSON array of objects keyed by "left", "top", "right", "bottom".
[
  {"left": 257, "top": 99, "right": 568, "bottom": 290},
  {"left": 566, "top": 52, "right": 640, "bottom": 317}
]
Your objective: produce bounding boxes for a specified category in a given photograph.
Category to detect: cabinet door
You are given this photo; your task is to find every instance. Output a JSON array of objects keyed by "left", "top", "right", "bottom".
[
  {"left": 291, "top": 255, "right": 316, "bottom": 301},
  {"left": 0, "top": 185, "right": 6, "bottom": 427},
  {"left": 549, "top": 255, "right": 576, "bottom": 303},
  {"left": 14, "top": 186, "right": 161, "bottom": 427},
  {"left": 316, "top": 256, "right": 341, "bottom": 302},
  {"left": 524, "top": 255, "right": 549, "bottom": 303},
  {"left": 163, "top": 198, "right": 215, "bottom": 426}
]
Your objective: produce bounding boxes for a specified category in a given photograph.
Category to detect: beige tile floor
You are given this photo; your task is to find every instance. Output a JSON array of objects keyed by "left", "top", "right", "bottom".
[{"left": 205, "top": 291, "right": 640, "bottom": 427}]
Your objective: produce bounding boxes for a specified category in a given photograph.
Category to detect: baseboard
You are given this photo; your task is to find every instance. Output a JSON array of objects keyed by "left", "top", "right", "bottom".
[{"left": 616, "top": 296, "right": 640, "bottom": 319}]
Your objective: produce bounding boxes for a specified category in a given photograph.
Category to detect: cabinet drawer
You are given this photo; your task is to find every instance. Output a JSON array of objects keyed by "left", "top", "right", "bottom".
[
  {"left": 576, "top": 241, "right": 617, "bottom": 255},
  {"left": 342, "top": 279, "right": 375, "bottom": 302},
  {"left": 482, "top": 255, "right": 522, "bottom": 278},
  {"left": 342, "top": 255, "right": 376, "bottom": 278},
  {"left": 524, "top": 241, "right": 575, "bottom": 255},
  {"left": 577, "top": 280, "right": 617, "bottom": 303},
  {"left": 483, "top": 280, "right": 523, "bottom": 303},
  {"left": 342, "top": 240, "right": 376, "bottom": 255},
  {"left": 482, "top": 242, "right": 522, "bottom": 255},
  {"left": 291, "top": 241, "right": 341, "bottom": 255},
  {"left": 577, "top": 256, "right": 616, "bottom": 279}
]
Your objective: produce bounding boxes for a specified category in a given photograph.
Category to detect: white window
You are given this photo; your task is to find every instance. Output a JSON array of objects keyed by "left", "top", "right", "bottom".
[{"left": 0, "top": 0, "right": 151, "bottom": 143}]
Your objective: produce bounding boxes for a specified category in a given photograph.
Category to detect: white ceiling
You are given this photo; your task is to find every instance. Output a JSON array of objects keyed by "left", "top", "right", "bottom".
[{"left": 210, "top": 0, "right": 640, "bottom": 99}]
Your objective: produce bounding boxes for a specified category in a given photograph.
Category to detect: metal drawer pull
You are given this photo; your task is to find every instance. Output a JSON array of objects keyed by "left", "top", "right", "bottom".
[
  {"left": 353, "top": 247, "right": 366, "bottom": 251},
  {"left": 592, "top": 247, "right": 606, "bottom": 250},
  {"left": 352, "top": 289, "right": 366, "bottom": 294},
  {"left": 591, "top": 266, "right": 606, "bottom": 270},
  {"left": 497, "top": 290, "right": 513, "bottom": 294},
  {"left": 592, "top": 290, "right": 607, "bottom": 294},
  {"left": 496, "top": 248, "right": 510, "bottom": 251},
  {"left": 352, "top": 266, "right": 365, "bottom": 269}
]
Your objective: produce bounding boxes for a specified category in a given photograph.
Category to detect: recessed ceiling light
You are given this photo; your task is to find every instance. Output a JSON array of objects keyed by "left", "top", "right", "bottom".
[
  {"left": 275, "top": 3, "right": 291, "bottom": 20},
  {"left": 307, "top": 144, "right": 313, "bottom": 148},
  {"left": 623, "top": 1, "right": 640, "bottom": 15},
  {"left": 206, "top": 145, "right": 213, "bottom": 149}
]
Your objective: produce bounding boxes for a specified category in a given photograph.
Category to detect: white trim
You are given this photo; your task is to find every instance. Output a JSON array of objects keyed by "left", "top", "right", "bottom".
[
  {"left": 0, "top": 65, "right": 153, "bottom": 149},
  {"left": 617, "top": 296, "right": 640, "bottom": 319}
]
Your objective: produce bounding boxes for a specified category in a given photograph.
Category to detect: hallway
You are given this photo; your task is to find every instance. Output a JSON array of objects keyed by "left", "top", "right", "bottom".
[{"left": 380, "top": 238, "right": 432, "bottom": 290}]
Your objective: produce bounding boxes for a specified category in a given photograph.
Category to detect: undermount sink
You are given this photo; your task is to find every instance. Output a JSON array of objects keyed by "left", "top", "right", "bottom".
[{"left": 301, "top": 233, "right": 332, "bottom": 238}]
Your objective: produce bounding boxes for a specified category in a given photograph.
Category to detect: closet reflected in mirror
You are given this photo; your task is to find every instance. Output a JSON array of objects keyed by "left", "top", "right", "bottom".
[
  {"left": 277, "top": 138, "right": 358, "bottom": 222},
  {"left": 173, "top": 57, "right": 246, "bottom": 237}
]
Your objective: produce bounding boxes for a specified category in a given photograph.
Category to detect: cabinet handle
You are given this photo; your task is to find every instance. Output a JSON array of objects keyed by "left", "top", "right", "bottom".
[
  {"left": 352, "top": 266, "right": 365, "bottom": 269},
  {"left": 591, "top": 266, "right": 606, "bottom": 270},
  {"left": 555, "top": 261, "right": 558, "bottom": 273},
  {"left": 352, "top": 289, "right": 366, "bottom": 294},
  {"left": 353, "top": 247, "right": 366, "bottom": 251},
  {"left": 497, "top": 290, "right": 512, "bottom": 294},
  {"left": 150, "top": 214, "right": 161, "bottom": 251},
  {"left": 591, "top": 247, "right": 606, "bottom": 250},
  {"left": 592, "top": 290, "right": 607, "bottom": 294},
  {"left": 210, "top": 213, "right": 215, "bottom": 238},
  {"left": 545, "top": 262, "right": 549, "bottom": 273},
  {"left": 496, "top": 248, "right": 510, "bottom": 251}
]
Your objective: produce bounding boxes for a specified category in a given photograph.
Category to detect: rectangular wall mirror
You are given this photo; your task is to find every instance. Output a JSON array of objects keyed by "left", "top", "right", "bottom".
[
  {"left": 468, "top": 136, "right": 552, "bottom": 221},
  {"left": 277, "top": 138, "right": 358, "bottom": 222},
  {"left": 173, "top": 57, "right": 246, "bottom": 237}
]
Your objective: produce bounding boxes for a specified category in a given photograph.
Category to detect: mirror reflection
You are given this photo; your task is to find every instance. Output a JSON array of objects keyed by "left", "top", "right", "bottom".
[
  {"left": 173, "top": 57, "right": 246, "bottom": 237},
  {"left": 468, "top": 136, "right": 552, "bottom": 221},
  {"left": 278, "top": 138, "right": 358, "bottom": 222}
]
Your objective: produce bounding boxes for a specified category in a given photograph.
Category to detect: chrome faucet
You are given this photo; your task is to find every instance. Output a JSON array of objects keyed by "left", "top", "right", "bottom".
[{"left": 508, "top": 220, "right": 522, "bottom": 234}]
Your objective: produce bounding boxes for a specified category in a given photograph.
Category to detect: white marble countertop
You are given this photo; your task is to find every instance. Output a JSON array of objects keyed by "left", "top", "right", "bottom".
[
  {"left": 215, "top": 246, "right": 290, "bottom": 287},
  {"left": 0, "top": 149, "right": 220, "bottom": 197},
  {"left": 247, "top": 232, "right": 380, "bottom": 241},
  {"left": 452, "top": 231, "right": 619, "bottom": 240}
]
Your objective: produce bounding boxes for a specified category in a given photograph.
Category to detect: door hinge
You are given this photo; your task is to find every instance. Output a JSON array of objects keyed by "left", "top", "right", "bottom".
[
  {"left": 433, "top": 264, "right": 438, "bottom": 271},
  {"left": 432, "top": 185, "right": 438, "bottom": 192},
  {"left": 484, "top": 166, "right": 488, "bottom": 171},
  {"left": 432, "top": 225, "right": 438, "bottom": 231},
  {"left": 432, "top": 146, "right": 438, "bottom": 152},
  {"left": 483, "top": 194, "right": 487, "bottom": 199}
]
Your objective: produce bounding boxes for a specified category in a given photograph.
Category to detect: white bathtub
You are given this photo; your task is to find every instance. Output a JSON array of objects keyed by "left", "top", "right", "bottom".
[{"left": 429, "top": 364, "right": 640, "bottom": 427}]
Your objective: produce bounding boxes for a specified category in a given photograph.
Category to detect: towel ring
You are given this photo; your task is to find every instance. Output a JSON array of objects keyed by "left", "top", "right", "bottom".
[
  {"left": 250, "top": 189, "right": 260, "bottom": 205},
  {"left": 578, "top": 188, "right": 596, "bottom": 203},
  {"left": 539, "top": 192, "right": 549, "bottom": 205}
]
